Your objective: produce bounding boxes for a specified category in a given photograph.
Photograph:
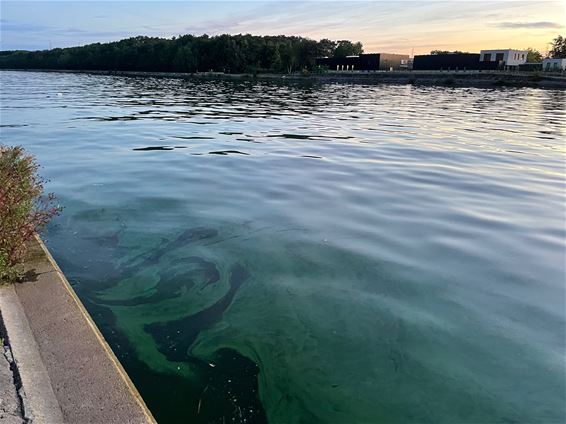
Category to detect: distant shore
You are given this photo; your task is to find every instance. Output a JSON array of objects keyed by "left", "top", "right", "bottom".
[{"left": 3, "top": 68, "right": 566, "bottom": 89}]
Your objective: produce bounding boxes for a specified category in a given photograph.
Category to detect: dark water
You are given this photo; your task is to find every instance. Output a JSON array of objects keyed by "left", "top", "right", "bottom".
[{"left": 1, "top": 71, "right": 565, "bottom": 423}]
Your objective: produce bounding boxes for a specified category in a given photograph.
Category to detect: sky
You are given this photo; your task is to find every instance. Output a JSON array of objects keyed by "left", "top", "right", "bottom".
[{"left": 1, "top": 1, "right": 564, "bottom": 55}]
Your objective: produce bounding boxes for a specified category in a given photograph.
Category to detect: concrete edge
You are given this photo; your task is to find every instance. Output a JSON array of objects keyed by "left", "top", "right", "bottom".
[
  {"left": 0, "top": 283, "right": 64, "bottom": 423},
  {"left": 32, "top": 234, "right": 158, "bottom": 424}
]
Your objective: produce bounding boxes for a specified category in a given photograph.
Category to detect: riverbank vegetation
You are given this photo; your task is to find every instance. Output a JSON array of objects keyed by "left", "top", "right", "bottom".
[
  {"left": 1, "top": 33, "right": 563, "bottom": 75},
  {"left": 0, "top": 35, "right": 363, "bottom": 74},
  {"left": 0, "top": 146, "right": 61, "bottom": 283}
]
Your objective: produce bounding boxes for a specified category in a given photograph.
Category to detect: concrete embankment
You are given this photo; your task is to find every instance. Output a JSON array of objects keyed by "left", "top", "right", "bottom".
[
  {"left": 2, "top": 68, "right": 566, "bottom": 89},
  {"left": 0, "top": 235, "right": 156, "bottom": 424}
]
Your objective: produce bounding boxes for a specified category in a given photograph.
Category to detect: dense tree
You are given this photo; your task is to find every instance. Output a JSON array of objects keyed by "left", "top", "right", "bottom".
[
  {"left": 279, "top": 40, "right": 299, "bottom": 74},
  {"left": 333, "top": 40, "right": 364, "bottom": 58},
  {"left": 0, "top": 34, "right": 365, "bottom": 74},
  {"left": 525, "top": 47, "right": 543, "bottom": 63},
  {"left": 173, "top": 44, "right": 197, "bottom": 73},
  {"left": 549, "top": 35, "right": 566, "bottom": 59},
  {"left": 430, "top": 50, "right": 468, "bottom": 55},
  {"left": 317, "top": 39, "right": 337, "bottom": 57}
]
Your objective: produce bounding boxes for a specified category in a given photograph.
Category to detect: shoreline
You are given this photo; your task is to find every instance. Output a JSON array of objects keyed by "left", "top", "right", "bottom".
[
  {"left": 0, "top": 235, "right": 156, "bottom": 424},
  {"left": 2, "top": 68, "right": 566, "bottom": 89}
]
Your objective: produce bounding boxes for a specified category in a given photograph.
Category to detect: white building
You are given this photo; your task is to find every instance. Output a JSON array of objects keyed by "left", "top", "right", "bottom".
[
  {"left": 479, "top": 49, "right": 528, "bottom": 68},
  {"left": 542, "top": 58, "right": 566, "bottom": 71}
]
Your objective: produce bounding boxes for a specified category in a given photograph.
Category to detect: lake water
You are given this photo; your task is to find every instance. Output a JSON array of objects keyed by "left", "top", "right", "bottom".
[{"left": 1, "top": 71, "right": 564, "bottom": 423}]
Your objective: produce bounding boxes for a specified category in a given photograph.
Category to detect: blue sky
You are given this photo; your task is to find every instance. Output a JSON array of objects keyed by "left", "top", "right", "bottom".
[{"left": 1, "top": 1, "right": 564, "bottom": 55}]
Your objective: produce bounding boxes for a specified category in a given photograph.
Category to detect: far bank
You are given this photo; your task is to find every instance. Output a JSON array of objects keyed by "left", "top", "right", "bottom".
[{"left": 2, "top": 68, "right": 566, "bottom": 89}]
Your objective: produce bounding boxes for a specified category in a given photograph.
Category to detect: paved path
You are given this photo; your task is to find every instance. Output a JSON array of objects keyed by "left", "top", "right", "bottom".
[
  {"left": 0, "top": 330, "right": 23, "bottom": 424},
  {"left": 0, "top": 236, "right": 156, "bottom": 424},
  {"left": 0, "top": 282, "right": 63, "bottom": 423}
]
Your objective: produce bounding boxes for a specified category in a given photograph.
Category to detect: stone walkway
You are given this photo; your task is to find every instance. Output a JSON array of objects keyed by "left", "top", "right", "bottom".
[{"left": 0, "top": 335, "right": 24, "bottom": 424}]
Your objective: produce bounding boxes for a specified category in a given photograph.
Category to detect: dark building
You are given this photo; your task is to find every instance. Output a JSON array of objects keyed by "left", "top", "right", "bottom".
[
  {"left": 316, "top": 53, "right": 409, "bottom": 71},
  {"left": 413, "top": 53, "right": 498, "bottom": 71}
]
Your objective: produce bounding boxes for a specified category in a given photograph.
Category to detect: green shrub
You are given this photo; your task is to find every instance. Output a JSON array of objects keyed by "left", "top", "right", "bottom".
[{"left": 0, "top": 146, "right": 62, "bottom": 283}]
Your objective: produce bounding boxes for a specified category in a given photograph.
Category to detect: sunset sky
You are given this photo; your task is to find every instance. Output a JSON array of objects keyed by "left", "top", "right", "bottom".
[{"left": 1, "top": 1, "right": 564, "bottom": 55}]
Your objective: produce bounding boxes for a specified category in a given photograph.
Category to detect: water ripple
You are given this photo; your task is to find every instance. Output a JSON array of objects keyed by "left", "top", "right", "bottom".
[{"left": 1, "top": 70, "right": 564, "bottom": 424}]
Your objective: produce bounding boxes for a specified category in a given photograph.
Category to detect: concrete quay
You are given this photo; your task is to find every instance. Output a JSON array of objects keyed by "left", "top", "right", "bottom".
[{"left": 0, "top": 235, "right": 156, "bottom": 424}]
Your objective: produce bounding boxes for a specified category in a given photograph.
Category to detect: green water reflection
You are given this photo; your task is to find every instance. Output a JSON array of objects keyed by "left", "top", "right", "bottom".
[{"left": 1, "top": 71, "right": 564, "bottom": 423}]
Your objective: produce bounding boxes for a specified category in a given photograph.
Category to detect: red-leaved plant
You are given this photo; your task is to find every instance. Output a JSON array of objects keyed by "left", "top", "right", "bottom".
[{"left": 0, "top": 145, "right": 62, "bottom": 283}]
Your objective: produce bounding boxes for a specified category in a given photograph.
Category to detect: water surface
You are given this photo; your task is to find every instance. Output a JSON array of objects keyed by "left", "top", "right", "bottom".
[{"left": 1, "top": 71, "right": 565, "bottom": 423}]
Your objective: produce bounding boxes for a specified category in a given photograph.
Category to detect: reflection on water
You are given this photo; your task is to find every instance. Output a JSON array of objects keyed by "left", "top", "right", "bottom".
[{"left": 1, "top": 71, "right": 565, "bottom": 423}]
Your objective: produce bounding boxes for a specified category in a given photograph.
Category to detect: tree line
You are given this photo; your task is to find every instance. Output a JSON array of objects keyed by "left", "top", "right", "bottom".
[{"left": 0, "top": 34, "right": 364, "bottom": 74}]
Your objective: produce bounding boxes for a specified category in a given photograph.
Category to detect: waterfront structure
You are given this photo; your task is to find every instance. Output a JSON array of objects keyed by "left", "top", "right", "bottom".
[
  {"left": 414, "top": 49, "right": 533, "bottom": 71},
  {"left": 412, "top": 53, "right": 483, "bottom": 70},
  {"left": 316, "top": 53, "right": 409, "bottom": 71},
  {"left": 479, "top": 49, "right": 528, "bottom": 68},
  {"left": 0, "top": 236, "right": 156, "bottom": 424},
  {"left": 542, "top": 58, "right": 566, "bottom": 71}
]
